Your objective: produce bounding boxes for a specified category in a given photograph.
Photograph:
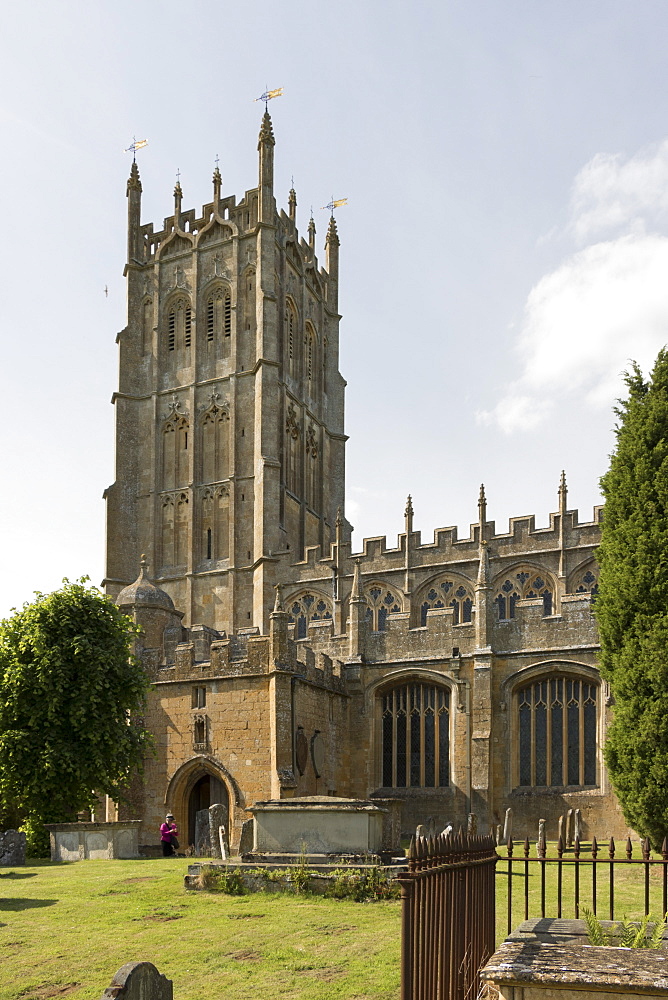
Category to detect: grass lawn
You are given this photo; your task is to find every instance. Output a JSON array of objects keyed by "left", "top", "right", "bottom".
[
  {"left": 1, "top": 846, "right": 661, "bottom": 1000},
  {"left": 0, "top": 859, "right": 401, "bottom": 1000},
  {"left": 495, "top": 842, "right": 668, "bottom": 938}
]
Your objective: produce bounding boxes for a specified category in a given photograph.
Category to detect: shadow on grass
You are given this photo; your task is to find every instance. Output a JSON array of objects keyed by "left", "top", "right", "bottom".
[
  {"left": 0, "top": 898, "right": 58, "bottom": 911},
  {"left": 0, "top": 872, "right": 38, "bottom": 879}
]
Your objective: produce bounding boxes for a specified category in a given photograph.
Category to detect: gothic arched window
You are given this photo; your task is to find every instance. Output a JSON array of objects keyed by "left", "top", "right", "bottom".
[
  {"left": 206, "top": 287, "right": 231, "bottom": 343},
  {"left": 419, "top": 578, "right": 474, "bottom": 627},
  {"left": 288, "top": 592, "right": 333, "bottom": 639},
  {"left": 166, "top": 296, "right": 192, "bottom": 354},
  {"left": 495, "top": 568, "right": 555, "bottom": 620},
  {"left": 285, "top": 302, "right": 298, "bottom": 379},
  {"left": 163, "top": 415, "right": 189, "bottom": 490},
  {"left": 516, "top": 674, "right": 598, "bottom": 788},
  {"left": 201, "top": 401, "right": 228, "bottom": 485},
  {"left": 364, "top": 585, "right": 403, "bottom": 631},
  {"left": 304, "top": 323, "right": 316, "bottom": 387},
  {"left": 572, "top": 563, "right": 599, "bottom": 602},
  {"left": 380, "top": 682, "right": 450, "bottom": 788}
]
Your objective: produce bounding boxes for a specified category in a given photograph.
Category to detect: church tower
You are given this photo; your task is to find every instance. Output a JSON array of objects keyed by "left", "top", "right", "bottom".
[{"left": 104, "top": 114, "right": 347, "bottom": 633}]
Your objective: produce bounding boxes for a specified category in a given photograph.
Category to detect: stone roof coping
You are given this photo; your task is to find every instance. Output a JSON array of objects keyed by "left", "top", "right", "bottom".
[
  {"left": 481, "top": 940, "right": 668, "bottom": 993},
  {"left": 44, "top": 821, "right": 142, "bottom": 831},
  {"left": 248, "top": 796, "right": 386, "bottom": 814}
]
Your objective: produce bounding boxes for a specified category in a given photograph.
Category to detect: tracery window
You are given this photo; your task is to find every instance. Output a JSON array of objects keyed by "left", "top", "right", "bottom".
[
  {"left": 364, "top": 585, "right": 403, "bottom": 631},
  {"left": 288, "top": 592, "right": 333, "bottom": 639},
  {"left": 573, "top": 565, "right": 599, "bottom": 601},
  {"left": 420, "top": 579, "right": 473, "bottom": 627},
  {"left": 495, "top": 568, "right": 554, "bottom": 620},
  {"left": 380, "top": 682, "right": 450, "bottom": 788},
  {"left": 517, "top": 675, "right": 597, "bottom": 788}
]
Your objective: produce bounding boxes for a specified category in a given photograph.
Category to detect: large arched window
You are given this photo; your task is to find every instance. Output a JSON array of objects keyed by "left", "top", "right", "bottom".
[
  {"left": 380, "top": 681, "right": 450, "bottom": 788},
  {"left": 516, "top": 673, "right": 598, "bottom": 788},
  {"left": 495, "top": 567, "right": 555, "bottom": 620},
  {"left": 364, "top": 584, "right": 403, "bottom": 631},
  {"left": 287, "top": 592, "right": 333, "bottom": 639},
  {"left": 419, "top": 578, "right": 474, "bottom": 627}
]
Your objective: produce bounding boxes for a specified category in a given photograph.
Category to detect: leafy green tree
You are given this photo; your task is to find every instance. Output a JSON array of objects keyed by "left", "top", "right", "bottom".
[
  {"left": 597, "top": 349, "right": 668, "bottom": 846},
  {"left": 0, "top": 579, "right": 152, "bottom": 849}
]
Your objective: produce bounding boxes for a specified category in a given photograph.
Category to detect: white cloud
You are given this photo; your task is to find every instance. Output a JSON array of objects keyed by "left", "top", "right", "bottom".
[
  {"left": 570, "top": 140, "right": 668, "bottom": 243},
  {"left": 480, "top": 141, "right": 668, "bottom": 434}
]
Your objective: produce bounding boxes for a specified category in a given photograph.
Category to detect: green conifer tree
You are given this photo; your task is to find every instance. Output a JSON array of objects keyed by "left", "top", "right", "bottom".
[{"left": 597, "top": 349, "right": 668, "bottom": 846}]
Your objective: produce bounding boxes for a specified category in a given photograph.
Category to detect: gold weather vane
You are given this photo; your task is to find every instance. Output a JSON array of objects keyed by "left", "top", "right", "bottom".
[
  {"left": 254, "top": 87, "right": 283, "bottom": 111},
  {"left": 321, "top": 197, "right": 348, "bottom": 213},
  {"left": 124, "top": 137, "right": 148, "bottom": 161}
]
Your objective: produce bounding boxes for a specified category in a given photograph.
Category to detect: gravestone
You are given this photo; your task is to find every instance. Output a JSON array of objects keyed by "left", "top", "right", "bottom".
[
  {"left": 557, "top": 814, "right": 565, "bottom": 845},
  {"left": 538, "top": 818, "right": 546, "bottom": 845},
  {"left": 503, "top": 807, "right": 513, "bottom": 843},
  {"left": 194, "top": 809, "right": 210, "bottom": 856},
  {"left": 416, "top": 824, "right": 428, "bottom": 840},
  {"left": 208, "top": 802, "right": 228, "bottom": 859},
  {"left": 468, "top": 813, "right": 477, "bottom": 835},
  {"left": 566, "top": 808, "right": 574, "bottom": 847},
  {"left": 574, "top": 808, "right": 582, "bottom": 842},
  {"left": 100, "top": 962, "right": 172, "bottom": 1000},
  {"left": 239, "top": 818, "right": 254, "bottom": 856},
  {"left": 442, "top": 823, "right": 453, "bottom": 838},
  {"left": 0, "top": 830, "right": 26, "bottom": 866},
  {"left": 496, "top": 824, "right": 503, "bottom": 846}
]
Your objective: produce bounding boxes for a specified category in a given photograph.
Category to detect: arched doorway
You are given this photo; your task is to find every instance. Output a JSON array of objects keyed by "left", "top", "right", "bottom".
[{"left": 187, "top": 771, "right": 229, "bottom": 848}]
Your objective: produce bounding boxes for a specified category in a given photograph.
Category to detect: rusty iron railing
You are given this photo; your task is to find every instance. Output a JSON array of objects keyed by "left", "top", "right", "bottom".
[
  {"left": 397, "top": 831, "right": 498, "bottom": 1000},
  {"left": 501, "top": 834, "right": 668, "bottom": 935}
]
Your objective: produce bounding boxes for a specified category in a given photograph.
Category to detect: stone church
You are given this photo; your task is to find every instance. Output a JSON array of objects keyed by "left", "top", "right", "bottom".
[{"left": 104, "top": 112, "right": 629, "bottom": 851}]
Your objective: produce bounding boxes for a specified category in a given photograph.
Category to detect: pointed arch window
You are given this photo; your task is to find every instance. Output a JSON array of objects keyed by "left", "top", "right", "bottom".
[
  {"left": 364, "top": 585, "right": 403, "bottom": 631},
  {"left": 304, "top": 323, "right": 316, "bottom": 387},
  {"left": 163, "top": 414, "right": 189, "bottom": 490},
  {"left": 206, "top": 287, "right": 231, "bottom": 343},
  {"left": 166, "top": 296, "right": 192, "bottom": 354},
  {"left": 285, "top": 302, "right": 298, "bottom": 379},
  {"left": 380, "top": 682, "right": 450, "bottom": 788},
  {"left": 201, "top": 403, "right": 229, "bottom": 485},
  {"left": 495, "top": 568, "right": 554, "bottom": 620},
  {"left": 517, "top": 674, "right": 598, "bottom": 788},
  {"left": 573, "top": 564, "right": 599, "bottom": 601},
  {"left": 288, "top": 592, "right": 333, "bottom": 639},
  {"left": 420, "top": 579, "right": 474, "bottom": 627}
]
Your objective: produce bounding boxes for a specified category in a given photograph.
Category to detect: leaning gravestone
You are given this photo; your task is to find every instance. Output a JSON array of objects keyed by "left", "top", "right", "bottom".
[
  {"left": 194, "top": 809, "right": 210, "bottom": 857},
  {"left": 574, "top": 808, "right": 583, "bottom": 842},
  {"left": 239, "top": 818, "right": 254, "bottom": 856},
  {"left": 0, "top": 830, "right": 26, "bottom": 866},
  {"left": 208, "top": 802, "right": 228, "bottom": 859}
]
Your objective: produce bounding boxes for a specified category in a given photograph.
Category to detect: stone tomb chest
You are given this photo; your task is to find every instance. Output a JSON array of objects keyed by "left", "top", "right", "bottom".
[
  {"left": 45, "top": 822, "right": 141, "bottom": 861},
  {"left": 248, "top": 796, "right": 386, "bottom": 855}
]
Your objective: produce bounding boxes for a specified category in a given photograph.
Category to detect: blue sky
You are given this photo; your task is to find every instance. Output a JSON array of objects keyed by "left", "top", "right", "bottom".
[{"left": 3, "top": 0, "right": 668, "bottom": 614}]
